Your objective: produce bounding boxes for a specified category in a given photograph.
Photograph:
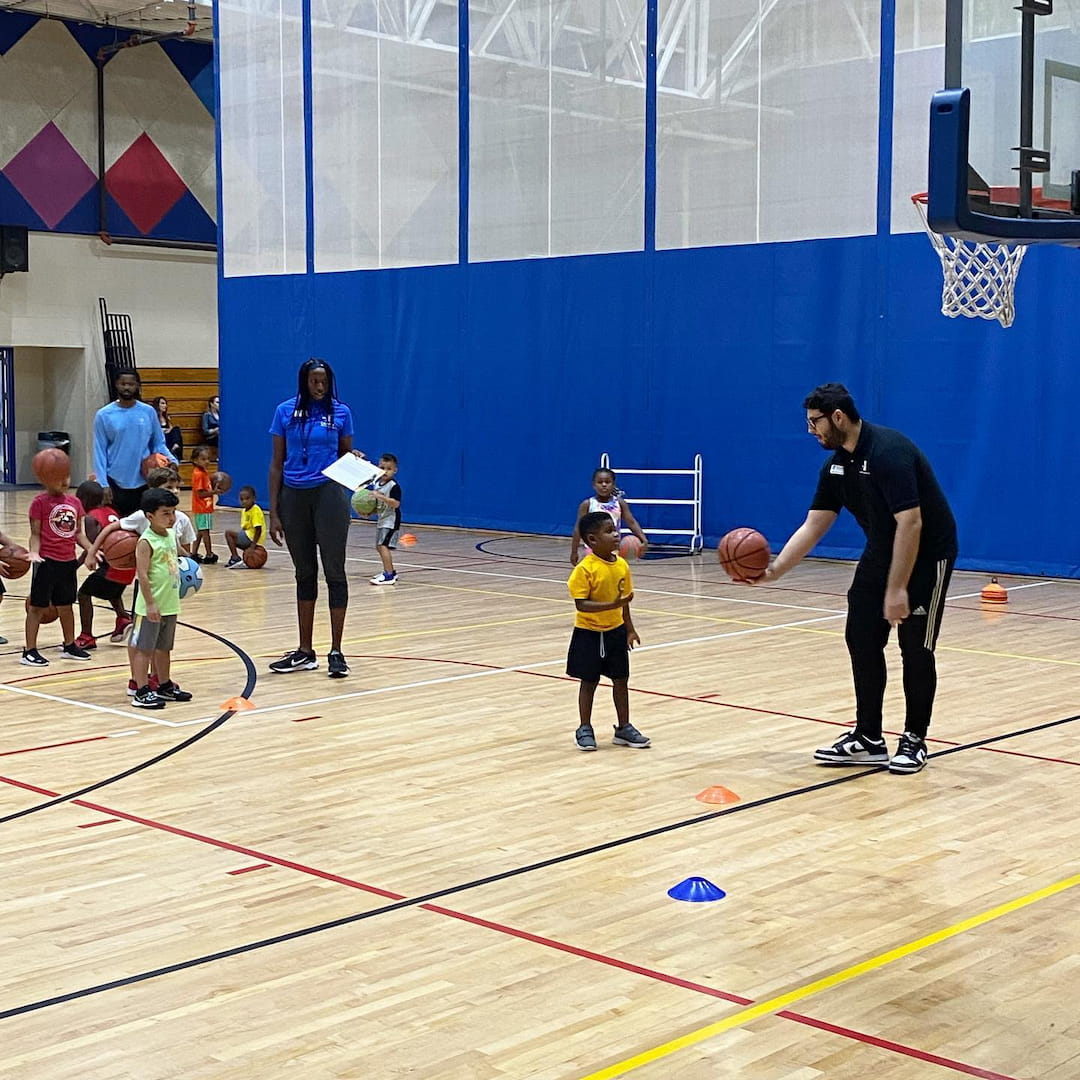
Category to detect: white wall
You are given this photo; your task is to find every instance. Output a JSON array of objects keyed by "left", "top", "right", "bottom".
[{"left": 0, "top": 232, "right": 217, "bottom": 482}]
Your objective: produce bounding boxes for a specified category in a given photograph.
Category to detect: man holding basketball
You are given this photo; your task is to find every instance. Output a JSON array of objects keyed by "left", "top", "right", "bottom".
[{"left": 762, "top": 383, "right": 957, "bottom": 774}]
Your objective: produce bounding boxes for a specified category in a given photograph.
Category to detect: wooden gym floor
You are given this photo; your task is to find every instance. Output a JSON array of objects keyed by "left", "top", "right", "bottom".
[{"left": 0, "top": 487, "right": 1078, "bottom": 1080}]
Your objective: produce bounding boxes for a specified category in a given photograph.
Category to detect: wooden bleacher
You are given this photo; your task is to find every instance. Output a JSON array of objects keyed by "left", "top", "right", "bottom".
[{"left": 138, "top": 367, "right": 218, "bottom": 487}]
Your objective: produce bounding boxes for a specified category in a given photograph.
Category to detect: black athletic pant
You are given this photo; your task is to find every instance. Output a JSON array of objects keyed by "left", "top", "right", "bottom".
[
  {"left": 845, "top": 556, "right": 955, "bottom": 740},
  {"left": 279, "top": 481, "right": 350, "bottom": 608},
  {"left": 109, "top": 479, "right": 147, "bottom": 518}
]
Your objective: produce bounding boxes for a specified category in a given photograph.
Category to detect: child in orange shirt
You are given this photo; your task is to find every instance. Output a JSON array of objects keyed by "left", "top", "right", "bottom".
[{"left": 190, "top": 446, "right": 217, "bottom": 563}]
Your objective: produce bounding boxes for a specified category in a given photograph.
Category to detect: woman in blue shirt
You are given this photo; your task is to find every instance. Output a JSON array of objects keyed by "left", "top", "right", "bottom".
[{"left": 267, "top": 359, "right": 359, "bottom": 679}]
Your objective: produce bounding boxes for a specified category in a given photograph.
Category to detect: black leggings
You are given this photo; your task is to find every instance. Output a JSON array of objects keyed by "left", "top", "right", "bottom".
[
  {"left": 109, "top": 479, "right": 147, "bottom": 518},
  {"left": 279, "top": 482, "right": 351, "bottom": 608},
  {"left": 845, "top": 556, "right": 954, "bottom": 740}
]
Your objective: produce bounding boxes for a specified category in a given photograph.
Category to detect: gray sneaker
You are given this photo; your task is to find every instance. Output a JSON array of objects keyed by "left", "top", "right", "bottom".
[
  {"left": 575, "top": 725, "right": 597, "bottom": 751},
  {"left": 612, "top": 723, "right": 650, "bottom": 748}
]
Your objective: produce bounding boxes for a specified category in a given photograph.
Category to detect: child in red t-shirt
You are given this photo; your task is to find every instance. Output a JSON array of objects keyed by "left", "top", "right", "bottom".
[
  {"left": 190, "top": 446, "right": 217, "bottom": 564},
  {"left": 24, "top": 464, "right": 95, "bottom": 666},
  {"left": 74, "top": 481, "right": 135, "bottom": 649}
]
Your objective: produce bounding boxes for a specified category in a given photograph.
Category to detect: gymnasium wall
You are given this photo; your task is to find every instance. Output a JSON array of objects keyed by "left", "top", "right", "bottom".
[{"left": 216, "top": 0, "right": 1080, "bottom": 579}]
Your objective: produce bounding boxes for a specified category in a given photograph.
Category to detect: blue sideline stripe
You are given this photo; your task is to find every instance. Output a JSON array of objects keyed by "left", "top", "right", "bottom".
[
  {"left": 644, "top": 0, "right": 658, "bottom": 251},
  {"left": 459, "top": 0, "right": 470, "bottom": 265},
  {"left": 211, "top": 0, "right": 225, "bottom": 272},
  {"left": 302, "top": 0, "right": 315, "bottom": 274},
  {"left": 876, "top": 0, "right": 896, "bottom": 237}
]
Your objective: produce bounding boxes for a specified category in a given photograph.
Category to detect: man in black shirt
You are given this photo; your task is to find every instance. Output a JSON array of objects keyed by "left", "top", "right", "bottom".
[{"left": 762, "top": 383, "right": 958, "bottom": 774}]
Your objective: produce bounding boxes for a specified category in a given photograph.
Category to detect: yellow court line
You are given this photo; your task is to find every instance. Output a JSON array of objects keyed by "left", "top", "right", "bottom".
[{"left": 580, "top": 869, "right": 1080, "bottom": 1079}]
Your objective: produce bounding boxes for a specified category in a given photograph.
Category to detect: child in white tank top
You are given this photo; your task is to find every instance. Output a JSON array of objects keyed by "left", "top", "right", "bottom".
[{"left": 570, "top": 467, "right": 647, "bottom": 565}]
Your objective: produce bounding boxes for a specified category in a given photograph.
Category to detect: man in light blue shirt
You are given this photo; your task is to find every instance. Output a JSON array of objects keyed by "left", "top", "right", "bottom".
[{"left": 93, "top": 369, "right": 176, "bottom": 516}]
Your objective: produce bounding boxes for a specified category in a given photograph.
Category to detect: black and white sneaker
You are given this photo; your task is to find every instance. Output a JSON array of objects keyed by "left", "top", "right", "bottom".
[
  {"left": 269, "top": 649, "right": 318, "bottom": 673},
  {"left": 612, "top": 723, "right": 651, "bottom": 748},
  {"left": 60, "top": 643, "right": 92, "bottom": 661},
  {"left": 814, "top": 729, "right": 890, "bottom": 765},
  {"left": 132, "top": 686, "right": 166, "bottom": 709},
  {"left": 889, "top": 731, "right": 928, "bottom": 774},
  {"left": 575, "top": 725, "right": 597, "bottom": 751},
  {"left": 155, "top": 680, "right": 193, "bottom": 702},
  {"left": 327, "top": 650, "right": 350, "bottom": 679},
  {"left": 20, "top": 648, "right": 48, "bottom": 667}
]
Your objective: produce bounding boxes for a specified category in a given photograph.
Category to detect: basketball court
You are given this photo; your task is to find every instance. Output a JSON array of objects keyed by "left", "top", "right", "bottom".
[{"left": 1, "top": 489, "right": 1078, "bottom": 1079}]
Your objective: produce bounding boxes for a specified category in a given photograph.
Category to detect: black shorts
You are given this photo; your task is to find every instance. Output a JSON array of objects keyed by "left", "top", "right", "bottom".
[
  {"left": 29, "top": 558, "right": 78, "bottom": 608},
  {"left": 566, "top": 624, "right": 630, "bottom": 682},
  {"left": 79, "top": 569, "right": 128, "bottom": 603}
]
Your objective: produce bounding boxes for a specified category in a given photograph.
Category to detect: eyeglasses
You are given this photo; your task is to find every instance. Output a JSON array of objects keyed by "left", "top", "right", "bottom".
[{"left": 806, "top": 413, "right": 832, "bottom": 431}]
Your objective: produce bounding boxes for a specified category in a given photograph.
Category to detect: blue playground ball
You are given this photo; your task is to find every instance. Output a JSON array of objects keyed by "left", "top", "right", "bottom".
[{"left": 178, "top": 555, "right": 204, "bottom": 599}]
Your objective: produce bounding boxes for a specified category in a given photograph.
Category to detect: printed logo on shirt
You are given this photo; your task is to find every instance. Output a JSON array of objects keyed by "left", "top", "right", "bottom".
[
  {"left": 859, "top": 459, "right": 870, "bottom": 475},
  {"left": 48, "top": 503, "right": 78, "bottom": 539},
  {"left": 829, "top": 464, "right": 845, "bottom": 475}
]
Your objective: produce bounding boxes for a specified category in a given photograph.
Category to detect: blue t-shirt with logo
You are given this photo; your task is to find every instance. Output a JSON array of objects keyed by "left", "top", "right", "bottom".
[{"left": 270, "top": 396, "right": 355, "bottom": 489}]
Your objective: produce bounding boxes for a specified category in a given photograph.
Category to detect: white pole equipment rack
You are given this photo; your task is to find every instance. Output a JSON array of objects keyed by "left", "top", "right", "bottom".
[{"left": 599, "top": 453, "right": 703, "bottom": 553}]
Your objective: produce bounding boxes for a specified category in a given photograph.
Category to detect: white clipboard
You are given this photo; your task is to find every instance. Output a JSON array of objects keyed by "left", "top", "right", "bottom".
[{"left": 321, "top": 453, "right": 382, "bottom": 490}]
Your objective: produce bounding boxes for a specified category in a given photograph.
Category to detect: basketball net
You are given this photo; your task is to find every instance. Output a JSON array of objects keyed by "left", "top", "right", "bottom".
[{"left": 911, "top": 193, "right": 1027, "bottom": 328}]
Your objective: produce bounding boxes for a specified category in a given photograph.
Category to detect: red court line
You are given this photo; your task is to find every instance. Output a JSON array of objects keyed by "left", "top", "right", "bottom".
[
  {"left": 0, "top": 771, "right": 1019, "bottom": 1077},
  {"left": 0, "top": 736, "right": 109, "bottom": 757},
  {"left": 227, "top": 863, "right": 271, "bottom": 875},
  {"left": 77, "top": 818, "right": 120, "bottom": 828}
]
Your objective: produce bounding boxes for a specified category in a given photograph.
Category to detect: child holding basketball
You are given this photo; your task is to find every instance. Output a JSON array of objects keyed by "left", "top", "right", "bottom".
[
  {"left": 74, "top": 480, "right": 134, "bottom": 649},
  {"left": 225, "top": 485, "right": 266, "bottom": 567},
  {"left": 190, "top": 446, "right": 217, "bottom": 563},
  {"left": 130, "top": 487, "right": 192, "bottom": 708},
  {"left": 570, "top": 467, "right": 647, "bottom": 565},
  {"left": 566, "top": 511, "right": 649, "bottom": 751},
  {"left": 22, "top": 464, "right": 95, "bottom": 666},
  {"left": 369, "top": 454, "right": 403, "bottom": 585}
]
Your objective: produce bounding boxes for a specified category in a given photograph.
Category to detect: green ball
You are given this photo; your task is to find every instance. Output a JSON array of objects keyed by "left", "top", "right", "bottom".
[{"left": 351, "top": 488, "right": 378, "bottom": 516}]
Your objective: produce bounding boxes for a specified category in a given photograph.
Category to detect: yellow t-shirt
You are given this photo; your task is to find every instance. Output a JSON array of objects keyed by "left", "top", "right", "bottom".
[
  {"left": 241, "top": 504, "right": 266, "bottom": 540},
  {"left": 568, "top": 553, "right": 633, "bottom": 631}
]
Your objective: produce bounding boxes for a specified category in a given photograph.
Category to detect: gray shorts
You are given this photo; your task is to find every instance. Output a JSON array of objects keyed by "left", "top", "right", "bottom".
[
  {"left": 131, "top": 613, "right": 177, "bottom": 652},
  {"left": 235, "top": 529, "right": 254, "bottom": 550},
  {"left": 375, "top": 527, "right": 399, "bottom": 549}
]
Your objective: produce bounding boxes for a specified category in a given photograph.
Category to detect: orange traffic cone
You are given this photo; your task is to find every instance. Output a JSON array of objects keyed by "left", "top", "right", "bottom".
[
  {"left": 980, "top": 578, "right": 1008, "bottom": 604},
  {"left": 696, "top": 785, "right": 741, "bottom": 805},
  {"left": 220, "top": 696, "right": 256, "bottom": 711}
]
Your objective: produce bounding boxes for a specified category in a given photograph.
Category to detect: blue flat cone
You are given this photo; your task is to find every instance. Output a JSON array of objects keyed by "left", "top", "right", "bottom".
[{"left": 668, "top": 876, "right": 726, "bottom": 902}]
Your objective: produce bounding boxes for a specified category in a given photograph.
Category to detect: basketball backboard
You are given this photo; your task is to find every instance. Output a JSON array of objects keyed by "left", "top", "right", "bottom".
[{"left": 927, "top": 0, "right": 1080, "bottom": 243}]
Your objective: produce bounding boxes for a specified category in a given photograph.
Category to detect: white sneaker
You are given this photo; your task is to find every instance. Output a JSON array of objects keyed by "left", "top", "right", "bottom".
[{"left": 370, "top": 572, "right": 398, "bottom": 585}]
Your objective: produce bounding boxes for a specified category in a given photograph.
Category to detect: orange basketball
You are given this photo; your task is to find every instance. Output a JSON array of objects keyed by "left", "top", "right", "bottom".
[
  {"left": 25, "top": 598, "right": 59, "bottom": 624},
  {"left": 399, "top": 533, "right": 417, "bottom": 547},
  {"left": 212, "top": 471, "right": 232, "bottom": 495},
  {"left": 619, "top": 535, "right": 643, "bottom": 559},
  {"left": 32, "top": 448, "right": 70, "bottom": 488},
  {"left": 718, "top": 527, "right": 771, "bottom": 582},
  {"left": 142, "top": 452, "right": 171, "bottom": 478},
  {"left": 0, "top": 544, "right": 31, "bottom": 579},
  {"left": 102, "top": 529, "right": 140, "bottom": 570},
  {"left": 242, "top": 544, "right": 267, "bottom": 569}
]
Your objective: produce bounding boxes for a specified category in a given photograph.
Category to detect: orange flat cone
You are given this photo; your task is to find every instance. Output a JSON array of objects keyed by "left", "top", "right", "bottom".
[
  {"left": 980, "top": 577, "right": 1008, "bottom": 604},
  {"left": 220, "top": 696, "right": 256, "bottom": 711},
  {"left": 696, "top": 785, "right": 741, "bottom": 805}
]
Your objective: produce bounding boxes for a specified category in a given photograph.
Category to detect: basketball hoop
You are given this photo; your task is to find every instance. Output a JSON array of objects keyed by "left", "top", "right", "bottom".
[{"left": 911, "top": 192, "right": 1027, "bottom": 328}]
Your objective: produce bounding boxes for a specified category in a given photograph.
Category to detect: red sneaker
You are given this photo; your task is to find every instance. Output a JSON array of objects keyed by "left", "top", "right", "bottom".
[
  {"left": 149, "top": 674, "right": 160, "bottom": 691},
  {"left": 110, "top": 617, "right": 133, "bottom": 644},
  {"left": 74, "top": 633, "right": 97, "bottom": 650}
]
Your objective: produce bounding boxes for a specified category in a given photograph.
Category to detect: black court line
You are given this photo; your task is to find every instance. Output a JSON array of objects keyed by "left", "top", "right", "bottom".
[
  {"left": 2, "top": 710, "right": 1076, "bottom": 1021},
  {"left": 0, "top": 619, "right": 257, "bottom": 826}
]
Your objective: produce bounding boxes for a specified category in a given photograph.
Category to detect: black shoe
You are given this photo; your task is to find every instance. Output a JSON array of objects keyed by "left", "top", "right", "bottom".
[
  {"left": 202, "top": 553, "right": 219, "bottom": 564},
  {"left": 20, "top": 648, "right": 48, "bottom": 667},
  {"left": 269, "top": 649, "right": 318, "bottom": 674},
  {"left": 889, "top": 732, "right": 928, "bottom": 774},
  {"left": 327, "top": 650, "right": 350, "bottom": 679},
  {"left": 156, "top": 680, "right": 193, "bottom": 702},
  {"left": 814, "top": 729, "right": 890, "bottom": 765},
  {"left": 60, "top": 643, "right": 93, "bottom": 661},
  {"left": 612, "top": 723, "right": 650, "bottom": 748},
  {"left": 132, "top": 686, "right": 166, "bottom": 709}
]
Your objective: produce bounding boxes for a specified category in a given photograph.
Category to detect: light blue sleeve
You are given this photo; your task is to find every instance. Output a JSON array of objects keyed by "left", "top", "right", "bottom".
[{"left": 93, "top": 408, "right": 108, "bottom": 483}]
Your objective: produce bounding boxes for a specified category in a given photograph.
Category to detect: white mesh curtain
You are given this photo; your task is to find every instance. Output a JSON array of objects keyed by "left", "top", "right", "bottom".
[
  {"left": 311, "top": 0, "right": 459, "bottom": 272},
  {"left": 218, "top": 0, "right": 308, "bottom": 277},
  {"left": 656, "top": 0, "right": 881, "bottom": 248},
  {"left": 468, "top": 0, "right": 647, "bottom": 262}
]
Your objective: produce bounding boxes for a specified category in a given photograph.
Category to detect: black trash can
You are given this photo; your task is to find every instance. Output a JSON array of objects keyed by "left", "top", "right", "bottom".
[{"left": 37, "top": 431, "right": 72, "bottom": 457}]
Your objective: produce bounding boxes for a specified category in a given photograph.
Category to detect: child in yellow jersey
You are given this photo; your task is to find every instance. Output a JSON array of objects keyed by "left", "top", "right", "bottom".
[
  {"left": 566, "top": 511, "right": 649, "bottom": 751},
  {"left": 225, "top": 485, "right": 267, "bottom": 567}
]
